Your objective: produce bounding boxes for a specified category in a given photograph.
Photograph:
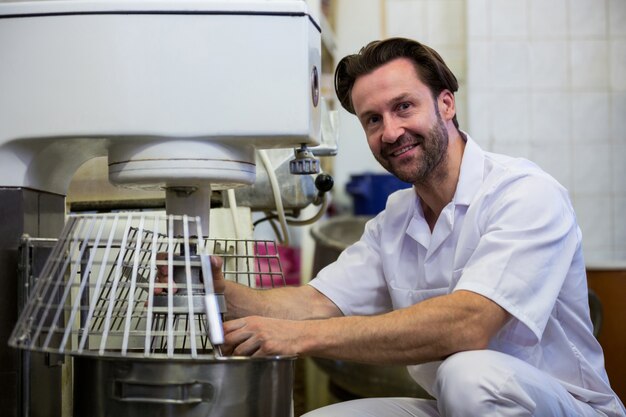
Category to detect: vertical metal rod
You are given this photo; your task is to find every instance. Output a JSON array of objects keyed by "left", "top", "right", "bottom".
[
  {"left": 78, "top": 214, "right": 120, "bottom": 353},
  {"left": 166, "top": 215, "right": 175, "bottom": 358},
  {"left": 182, "top": 216, "right": 198, "bottom": 358},
  {"left": 253, "top": 240, "right": 261, "bottom": 288},
  {"left": 110, "top": 227, "right": 138, "bottom": 331},
  {"left": 144, "top": 215, "right": 160, "bottom": 356},
  {"left": 29, "top": 216, "right": 82, "bottom": 349},
  {"left": 99, "top": 214, "right": 134, "bottom": 355},
  {"left": 122, "top": 215, "right": 145, "bottom": 355},
  {"left": 60, "top": 216, "right": 106, "bottom": 352},
  {"left": 43, "top": 215, "right": 97, "bottom": 351},
  {"left": 15, "top": 218, "right": 73, "bottom": 343}
]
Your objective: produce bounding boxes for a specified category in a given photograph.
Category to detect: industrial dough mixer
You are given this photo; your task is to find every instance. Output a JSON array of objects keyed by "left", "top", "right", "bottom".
[{"left": 0, "top": 1, "right": 332, "bottom": 415}]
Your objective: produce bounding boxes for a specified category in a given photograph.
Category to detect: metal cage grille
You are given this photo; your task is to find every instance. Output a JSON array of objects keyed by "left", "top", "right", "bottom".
[{"left": 9, "top": 212, "right": 285, "bottom": 359}]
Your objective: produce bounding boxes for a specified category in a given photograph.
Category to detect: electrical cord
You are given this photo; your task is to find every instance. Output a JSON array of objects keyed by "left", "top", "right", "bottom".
[
  {"left": 226, "top": 189, "right": 243, "bottom": 239},
  {"left": 257, "top": 149, "right": 290, "bottom": 246},
  {"left": 285, "top": 193, "right": 329, "bottom": 226}
]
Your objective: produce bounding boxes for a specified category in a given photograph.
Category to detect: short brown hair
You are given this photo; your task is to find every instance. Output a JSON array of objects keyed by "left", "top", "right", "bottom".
[{"left": 334, "top": 37, "right": 459, "bottom": 128}]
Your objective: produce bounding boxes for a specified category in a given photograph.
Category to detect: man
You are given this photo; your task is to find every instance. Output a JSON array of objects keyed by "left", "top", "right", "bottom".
[{"left": 201, "top": 38, "right": 625, "bottom": 416}]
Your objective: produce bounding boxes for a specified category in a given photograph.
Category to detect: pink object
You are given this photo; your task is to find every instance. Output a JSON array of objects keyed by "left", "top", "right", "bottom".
[{"left": 255, "top": 243, "right": 301, "bottom": 287}]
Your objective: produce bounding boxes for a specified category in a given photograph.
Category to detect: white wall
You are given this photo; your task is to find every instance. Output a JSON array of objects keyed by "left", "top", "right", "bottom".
[
  {"left": 331, "top": 0, "right": 386, "bottom": 210},
  {"left": 332, "top": 0, "right": 625, "bottom": 264},
  {"left": 466, "top": 0, "right": 626, "bottom": 264}
]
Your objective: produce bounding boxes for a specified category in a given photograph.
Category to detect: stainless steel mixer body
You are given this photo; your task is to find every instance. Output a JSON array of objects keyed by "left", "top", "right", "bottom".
[
  {"left": 9, "top": 212, "right": 294, "bottom": 416},
  {"left": 74, "top": 355, "right": 295, "bottom": 417},
  {"left": 1, "top": 0, "right": 325, "bottom": 413}
]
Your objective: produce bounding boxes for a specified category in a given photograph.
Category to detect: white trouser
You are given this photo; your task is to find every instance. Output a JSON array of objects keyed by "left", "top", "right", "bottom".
[{"left": 302, "top": 350, "right": 601, "bottom": 417}]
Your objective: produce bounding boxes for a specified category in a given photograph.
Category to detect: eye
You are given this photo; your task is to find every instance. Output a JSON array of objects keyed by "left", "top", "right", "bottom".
[
  {"left": 361, "top": 114, "right": 381, "bottom": 128},
  {"left": 368, "top": 115, "right": 381, "bottom": 125},
  {"left": 396, "top": 102, "right": 412, "bottom": 112}
]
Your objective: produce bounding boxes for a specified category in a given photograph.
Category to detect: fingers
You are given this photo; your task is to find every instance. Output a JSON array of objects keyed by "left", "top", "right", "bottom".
[
  {"left": 156, "top": 252, "right": 168, "bottom": 278},
  {"left": 222, "top": 318, "right": 262, "bottom": 356},
  {"left": 210, "top": 255, "right": 226, "bottom": 293},
  {"left": 221, "top": 317, "right": 295, "bottom": 358},
  {"left": 154, "top": 252, "right": 177, "bottom": 294},
  {"left": 150, "top": 253, "right": 224, "bottom": 298}
]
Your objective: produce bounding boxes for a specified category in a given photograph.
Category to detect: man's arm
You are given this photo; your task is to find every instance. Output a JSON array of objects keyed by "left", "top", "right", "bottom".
[
  {"left": 222, "top": 289, "right": 510, "bottom": 364},
  {"left": 205, "top": 255, "right": 343, "bottom": 321},
  {"left": 224, "top": 281, "right": 343, "bottom": 321}
]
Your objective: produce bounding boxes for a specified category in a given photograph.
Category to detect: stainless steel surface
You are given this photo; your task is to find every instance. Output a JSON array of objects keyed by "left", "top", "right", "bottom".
[
  {"left": 73, "top": 355, "right": 295, "bottom": 417},
  {"left": 310, "top": 216, "right": 429, "bottom": 399},
  {"left": 234, "top": 156, "right": 318, "bottom": 211},
  {"left": 18, "top": 236, "right": 65, "bottom": 417},
  {"left": 11, "top": 210, "right": 294, "bottom": 416},
  {"left": 0, "top": 188, "right": 65, "bottom": 417}
]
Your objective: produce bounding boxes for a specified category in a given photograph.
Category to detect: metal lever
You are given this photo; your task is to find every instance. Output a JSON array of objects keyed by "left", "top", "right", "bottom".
[{"left": 199, "top": 254, "right": 225, "bottom": 347}]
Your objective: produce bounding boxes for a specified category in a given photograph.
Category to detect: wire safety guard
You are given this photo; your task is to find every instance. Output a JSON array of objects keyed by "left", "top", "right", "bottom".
[{"left": 9, "top": 212, "right": 286, "bottom": 360}]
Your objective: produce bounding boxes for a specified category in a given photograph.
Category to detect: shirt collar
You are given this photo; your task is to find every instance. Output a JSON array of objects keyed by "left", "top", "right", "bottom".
[{"left": 453, "top": 133, "right": 485, "bottom": 206}]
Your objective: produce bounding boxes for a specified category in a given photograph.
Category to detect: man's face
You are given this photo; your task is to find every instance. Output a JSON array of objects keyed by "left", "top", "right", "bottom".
[{"left": 351, "top": 58, "right": 449, "bottom": 185}]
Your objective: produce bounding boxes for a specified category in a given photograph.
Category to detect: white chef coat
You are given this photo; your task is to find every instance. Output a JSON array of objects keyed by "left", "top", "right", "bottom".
[{"left": 309, "top": 135, "right": 626, "bottom": 416}]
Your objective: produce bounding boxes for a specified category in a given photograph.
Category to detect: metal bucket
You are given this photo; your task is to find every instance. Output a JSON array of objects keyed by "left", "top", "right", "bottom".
[{"left": 73, "top": 355, "right": 295, "bottom": 417}]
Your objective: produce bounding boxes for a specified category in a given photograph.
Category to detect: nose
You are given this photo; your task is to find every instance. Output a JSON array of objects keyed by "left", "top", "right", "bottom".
[{"left": 381, "top": 116, "right": 404, "bottom": 143}]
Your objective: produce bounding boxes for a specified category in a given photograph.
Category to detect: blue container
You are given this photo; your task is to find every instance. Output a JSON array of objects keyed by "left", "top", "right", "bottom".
[{"left": 346, "top": 173, "right": 412, "bottom": 215}]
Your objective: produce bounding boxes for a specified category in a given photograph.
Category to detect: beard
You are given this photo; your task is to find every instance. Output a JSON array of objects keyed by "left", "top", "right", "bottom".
[{"left": 376, "top": 112, "right": 449, "bottom": 185}]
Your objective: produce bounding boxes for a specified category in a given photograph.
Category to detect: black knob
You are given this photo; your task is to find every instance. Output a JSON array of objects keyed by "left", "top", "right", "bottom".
[{"left": 315, "top": 173, "right": 334, "bottom": 193}]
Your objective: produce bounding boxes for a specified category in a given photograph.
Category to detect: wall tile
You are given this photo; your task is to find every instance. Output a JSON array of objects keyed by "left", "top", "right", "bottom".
[
  {"left": 466, "top": 92, "right": 493, "bottom": 144},
  {"left": 455, "top": 90, "right": 468, "bottom": 131},
  {"left": 569, "top": 0, "right": 608, "bottom": 39},
  {"left": 570, "top": 40, "right": 609, "bottom": 90},
  {"left": 492, "top": 41, "right": 531, "bottom": 89},
  {"left": 491, "top": 0, "right": 528, "bottom": 38},
  {"left": 428, "top": 0, "right": 466, "bottom": 45},
  {"left": 571, "top": 92, "right": 611, "bottom": 144},
  {"left": 572, "top": 143, "right": 612, "bottom": 194},
  {"left": 385, "top": 0, "right": 428, "bottom": 40},
  {"left": 463, "top": 0, "right": 623, "bottom": 262},
  {"left": 611, "top": 92, "right": 626, "bottom": 143},
  {"left": 490, "top": 141, "right": 532, "bottom": 159},
  {"left": 610, "top": 40, "right": 626, "bottom": 91},
  {"left": 491, "top": 92, "right": 531, "bottom": 142},
  {"left": 530, "top": 143, "right": 572, "bottom": 190},
  {"left": 574, "top": 195, "right": 613, "bottom": 259},
  {"left": 530, "top": 0, "right": 568, "bottom": 38},
  {"left": 531, "top": 92, "right": 572, "bottom": 144},
  {"left": 615, "top": 197, "right": 626, "bottom": 255},
  {"left": 467, "top": 41, "right": 491, "bottom": 89},
  {"left": 609, "top": 0, "right": 626, "bottom": 37},
  {"left": 432, "top": 45, "right": 467, "bottom": 83},
  {"left": 467, "top": 0, "right": 490, "bottom": 38},
  {"left": 530, "top": 41, "right": 569, "bottom": 89},
  {"left": 612, "top": 144, "right": 626, "bottom": 197}
]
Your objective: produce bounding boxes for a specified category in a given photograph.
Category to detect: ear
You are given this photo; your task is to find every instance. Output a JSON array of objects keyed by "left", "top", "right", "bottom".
[{"left": 437, "top": 90, "right": 456, "bottom": 123}]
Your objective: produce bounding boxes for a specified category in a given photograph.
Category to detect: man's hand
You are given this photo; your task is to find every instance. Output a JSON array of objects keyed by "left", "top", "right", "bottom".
[
  {"left": 221, "top": 316, "right": 304, "bottom": 357},
  {"left": 154, "top": 252, "right": 176, "bottom": 294},
  {"left": 153, "top": 253, "right": 226, "bottom": 294}
]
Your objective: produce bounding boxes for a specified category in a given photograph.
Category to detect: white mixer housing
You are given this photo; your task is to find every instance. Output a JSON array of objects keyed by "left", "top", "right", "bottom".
[{"left": 0, "top": 0, "right": 321, "bottom": 193}]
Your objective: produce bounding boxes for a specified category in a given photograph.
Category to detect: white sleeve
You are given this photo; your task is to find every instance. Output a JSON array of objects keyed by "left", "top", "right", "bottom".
[
  {"left": 454, "top": 173, "right": 581, "bottom": 345},
  {"left": 308, "top": 215, "right": 393, "bottom": 316}
]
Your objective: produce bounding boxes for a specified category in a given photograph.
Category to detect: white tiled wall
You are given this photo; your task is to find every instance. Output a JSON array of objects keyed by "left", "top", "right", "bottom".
[
  {"left": 466, "top": 0, "right": 626, "bottom": 263},
  {"left": 332, "top": 0, "right": 625, "bottom": 263}
]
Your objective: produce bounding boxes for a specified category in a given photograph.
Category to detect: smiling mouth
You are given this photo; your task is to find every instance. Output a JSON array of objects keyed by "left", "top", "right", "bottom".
[{"left": 390, "top": 144, "right": 418, "bottom": 157}]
